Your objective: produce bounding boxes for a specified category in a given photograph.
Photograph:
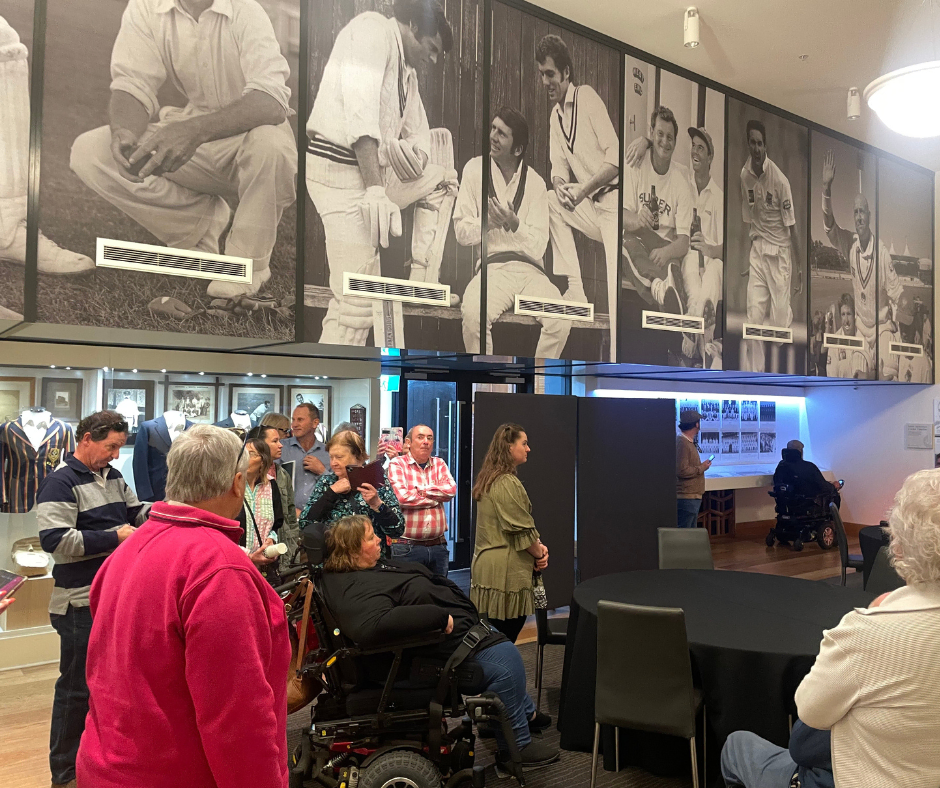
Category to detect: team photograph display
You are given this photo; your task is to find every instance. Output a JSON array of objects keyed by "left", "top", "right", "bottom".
[
  {"left": 725, "top": 98, "right": 808, "bottom": 374},
  {"left": 809, "top": 132, "right": 878, "bottom": 379},
  {"left": 877, "top": 158, "right": 934, "bottom": 383},
  {"left": 622, "top": 59, "right": 725, "bottom": 368},
  {"left": 35, "top": 0, "right": 300, "bottom": 340}
]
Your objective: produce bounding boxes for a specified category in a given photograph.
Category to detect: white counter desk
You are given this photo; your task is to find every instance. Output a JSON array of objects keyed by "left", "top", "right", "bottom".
[{"left": 705, "top": 464, "right": 837, "bottom": 491}]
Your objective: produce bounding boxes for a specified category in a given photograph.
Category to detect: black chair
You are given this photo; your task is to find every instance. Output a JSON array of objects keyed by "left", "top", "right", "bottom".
[
  {"left": 593, "top": 601, "right": 705, "bottom": 788},
  {"left": 830, "top": 502, "right": 863, "bottom": 586},
  {"left": 658, "top": 527, "right": 715, "bottom": 570},
  {"left": 867, "top": 546, "right": 905, "bottom": 596},
  {"left": 534, "top": 608, "right": 567, "bottom": 712}
]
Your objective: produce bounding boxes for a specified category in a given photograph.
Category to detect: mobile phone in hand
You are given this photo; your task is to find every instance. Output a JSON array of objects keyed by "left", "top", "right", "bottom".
[
  {"left": 707, "top": 454, "right": 715, "bottom": 462},
  {"left": 0, "top": 570, "right": 26, "bottom": 602}
]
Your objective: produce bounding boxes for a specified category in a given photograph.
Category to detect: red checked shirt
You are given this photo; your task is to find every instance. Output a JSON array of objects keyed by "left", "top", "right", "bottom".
[{"left": 387, "top": 454, "right": 457, "bottom": 540}]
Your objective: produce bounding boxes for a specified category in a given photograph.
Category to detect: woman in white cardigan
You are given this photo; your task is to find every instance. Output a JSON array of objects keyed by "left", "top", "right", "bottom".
[{"left": 795, "top": 468, "right": 940, "bottom": 788}]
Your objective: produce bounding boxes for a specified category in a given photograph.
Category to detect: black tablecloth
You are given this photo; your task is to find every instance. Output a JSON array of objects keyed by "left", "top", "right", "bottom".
[
  {"left": 558, "top": 570, "right": 873, "bottom": 777},
  {"left": 858, "top": 525, "right": 890, "bottom": 588}
]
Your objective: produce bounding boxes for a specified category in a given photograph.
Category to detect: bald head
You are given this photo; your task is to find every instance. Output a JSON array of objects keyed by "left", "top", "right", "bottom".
[{"left": 854, "top": 193, "right": 872, "bottom": 244}]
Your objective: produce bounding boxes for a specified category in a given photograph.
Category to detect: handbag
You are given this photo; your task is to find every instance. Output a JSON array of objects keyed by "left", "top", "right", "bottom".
[
  {"left": 532, "top": 570, "right": 548, "bottom": 610},
  {"left": 285, "top": 577, "right": 319, "bottom": 713}
]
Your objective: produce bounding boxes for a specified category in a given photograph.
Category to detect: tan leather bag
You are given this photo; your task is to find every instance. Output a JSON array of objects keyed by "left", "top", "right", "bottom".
[{"left": 286, "top": 578, "right": 318, "bottom": 714}]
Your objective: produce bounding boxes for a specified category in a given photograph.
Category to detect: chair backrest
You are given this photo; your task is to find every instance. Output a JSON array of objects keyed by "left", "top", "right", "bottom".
[
  {"left": 595, "top": 600, "right": 697, "bottom": 738},
  {"left": 658, "top": 527, "right": 714, "bottom": 570},
  {"left": 867, "top": 546, "right": 906, "bottom": 596},
  {"left": 830, "top": 502, "right": 849, "bottom": 569}
]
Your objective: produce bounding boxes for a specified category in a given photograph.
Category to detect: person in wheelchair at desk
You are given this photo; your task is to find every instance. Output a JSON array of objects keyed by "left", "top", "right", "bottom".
[
  {"left": 320, "top": 515, "right": 560, "bottom": 770},
  {"left": 773, "top": 440, "right": 842, "bottom": 508}
]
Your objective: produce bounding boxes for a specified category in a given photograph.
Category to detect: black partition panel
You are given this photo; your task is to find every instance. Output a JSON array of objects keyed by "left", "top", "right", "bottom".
[
  {"left": 473, "top": 393, "right": 577, "bottom": 608},
  {"left": 577, "top": 398, "right": 676, "bottom": 582}
]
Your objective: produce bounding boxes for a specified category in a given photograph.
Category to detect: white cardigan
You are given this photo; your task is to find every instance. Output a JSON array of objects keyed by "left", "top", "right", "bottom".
[{"left": 795, "top": 584, "right": 940, "bottom": 788}]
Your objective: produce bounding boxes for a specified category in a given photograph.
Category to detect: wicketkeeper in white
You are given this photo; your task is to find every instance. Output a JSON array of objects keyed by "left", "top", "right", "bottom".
[
  {"left": 454, "top": 107, "right": 570, "bottom": 358},
  {"left": 820, "top": 149, "right": 901, "bottom": 360},
  {"left": 537, "top": 34, "right": 620, "bottom": 360},
  {"left": 0, "top": 15, "right": 93, "bottom": 277},
  {"left": 305, "top": 0, "right": 455, "bottom": 346},
  {"left": 69, "top": 0, "right": 297, "bottom": 300},
  {"left": 740, "top": 119, "right": 803, "bottom": 372}
]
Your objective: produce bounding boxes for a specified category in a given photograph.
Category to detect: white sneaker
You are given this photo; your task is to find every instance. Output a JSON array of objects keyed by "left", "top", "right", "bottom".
[
  {"left": 206, "top": 265, "right": 271, "bottom": 298},
  {"left": 0, "top": 223, "right": 94, "bottom": 275}
]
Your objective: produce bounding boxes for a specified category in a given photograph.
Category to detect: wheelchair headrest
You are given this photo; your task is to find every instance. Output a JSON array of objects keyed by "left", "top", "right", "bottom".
[
  {"left": 301, "top": 521, "right": 331, "bottom": 565},
  {"left": 781, "top": 448, "right": 802, "bottom": 462}
]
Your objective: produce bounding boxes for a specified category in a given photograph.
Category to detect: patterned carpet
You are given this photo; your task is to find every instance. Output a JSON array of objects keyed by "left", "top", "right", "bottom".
[{"left": 287, "top": 641, "right": 690, "bottom": 788}]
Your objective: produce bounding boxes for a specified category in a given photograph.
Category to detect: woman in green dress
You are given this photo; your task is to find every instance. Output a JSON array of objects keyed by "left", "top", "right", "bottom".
[{"left": 470, "top": 423, "right": 549, "bottom": 643}]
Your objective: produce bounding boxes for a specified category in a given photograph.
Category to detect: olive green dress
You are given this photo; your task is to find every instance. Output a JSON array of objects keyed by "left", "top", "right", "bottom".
[{"left": 470, "top": 474, "right": 540, "bottom": 621}]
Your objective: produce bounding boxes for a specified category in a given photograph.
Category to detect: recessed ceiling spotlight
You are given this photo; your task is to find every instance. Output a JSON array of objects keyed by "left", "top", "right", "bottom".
[
  {"left": 103, "top": 366, "right": 109, "bottom": 372},
  {"left": 683, "top": 6, "right": 700, "bottom": 48},
  {"left": 247, "top": 372, "right": 253, "bottom": 377},
  {"left": 323, "top": 376, "right": 328, "bottom": 379},
  {"left": 198, "top": 371, "right": 204, "bottom": 375},
  {"left": 132, "top": 369, "right": 138, "bottom": 373},
  {"left": 798, "top": 54, "right": 809, "bottom": 61},
  {"left": 65, "top": 367, "right": 71, "bottom": 370},
  {"left": 50, "top": 365, "right": 56, "bottom": 369},
  {"left": 161, "top": 369, "right": 167, "bottom": 373},
  {"left": 261, "top": 374, "right": 267, "bottom": 378}
]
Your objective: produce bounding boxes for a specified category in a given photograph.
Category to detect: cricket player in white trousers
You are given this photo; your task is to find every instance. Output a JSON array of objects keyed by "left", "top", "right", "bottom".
[
  {"left": 454, "top": 107, "right": 571, "bottom": 358},
  {"left": 70, "top": 0, "right": 297, "bottom": 299},
  {"left": 740, "top": 120, "right": 802, "bottom": 372},
  {"left": 820, "top": 149, "right": 901, "bottom": 361},
  {"left": 0, "top": 16, "right": 93, "bottom": 277},
  {"left": 305, "top": 0, "right": 455, "bottom": 346},
  {"left": 537, "top": 34, "right": 620, "bottom": 361}
]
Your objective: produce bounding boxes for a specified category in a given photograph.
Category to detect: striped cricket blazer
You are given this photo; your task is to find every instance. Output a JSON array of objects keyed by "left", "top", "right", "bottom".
[{"left": 0, "top": 417, "right": 76, "bottom": 513}]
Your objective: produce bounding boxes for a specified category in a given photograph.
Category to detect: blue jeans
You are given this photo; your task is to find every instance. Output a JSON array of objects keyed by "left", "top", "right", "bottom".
[
  {"left": 49, "top": 605, "right": 93, "bottom": 784},
  {"left": 720, "top": 731, "right": 797, "bottom": 787},
  {"left": 391, "top": 541, "right": 449, "bottom": 577},
  {"left": 466, "top": 640, "right": 536, "bottom": 750},
  {"left": 677, "top": 498, "right": 702, "bottom": 528}
]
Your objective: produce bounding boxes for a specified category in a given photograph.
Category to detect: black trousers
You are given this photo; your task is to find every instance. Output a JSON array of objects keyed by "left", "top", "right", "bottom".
[
  {"left": 488, "top": 614, "right": 527, "bottom": 644},
  {"left": 49, "top": 605, "right": 93, "bottom": 784}
]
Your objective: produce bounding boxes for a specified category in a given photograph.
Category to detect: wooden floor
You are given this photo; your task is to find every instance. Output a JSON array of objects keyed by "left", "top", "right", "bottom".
[{"left": 0, "top": 530, "right": 855, "bottom": 788}]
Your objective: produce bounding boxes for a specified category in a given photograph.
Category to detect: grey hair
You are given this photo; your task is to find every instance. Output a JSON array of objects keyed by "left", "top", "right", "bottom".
[
  {"left": 887, "top": 468, "right": 940, "bottom": 586},
  {"left": 165, "top": 425, "right": 249, "bottom": 503}
]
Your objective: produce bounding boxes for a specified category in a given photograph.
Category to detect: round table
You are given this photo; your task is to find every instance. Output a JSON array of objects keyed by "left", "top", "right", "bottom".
[
  {"left": 558, "top": 569, "right": 873, "bottom": 777},
  {"left": 858, "top": 525, "right": 890, "bottom": 587}
]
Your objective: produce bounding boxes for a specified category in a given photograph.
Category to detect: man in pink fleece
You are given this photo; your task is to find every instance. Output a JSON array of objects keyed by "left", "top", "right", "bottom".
[{"left": 78, "top": 425, "right": 291, "bottom": 788}]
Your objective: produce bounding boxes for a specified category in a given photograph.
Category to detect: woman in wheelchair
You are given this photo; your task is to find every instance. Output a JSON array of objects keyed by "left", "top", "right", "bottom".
[{"left": 320, "top": 515, "right": 560, "bottom": 770}]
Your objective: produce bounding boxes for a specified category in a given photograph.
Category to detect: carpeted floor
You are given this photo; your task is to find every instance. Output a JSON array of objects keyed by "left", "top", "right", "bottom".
[{"left": 287, "top": 641, "right": 689, "bottom": 788}]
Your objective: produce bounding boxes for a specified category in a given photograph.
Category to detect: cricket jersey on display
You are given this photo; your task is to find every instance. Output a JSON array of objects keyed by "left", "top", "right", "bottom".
[{"left": 0, "top": 417, "right": 76, "bottom": 513}]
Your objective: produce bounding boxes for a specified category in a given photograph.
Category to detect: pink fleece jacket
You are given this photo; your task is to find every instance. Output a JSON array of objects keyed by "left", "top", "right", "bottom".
[{"left": 78, "top": 501, "right": 291, "bottom": 788}]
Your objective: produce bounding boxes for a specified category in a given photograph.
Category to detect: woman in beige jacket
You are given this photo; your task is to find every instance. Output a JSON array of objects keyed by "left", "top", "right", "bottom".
[{"left": 470, "top": 423, "right": 549, "bottom": 643}]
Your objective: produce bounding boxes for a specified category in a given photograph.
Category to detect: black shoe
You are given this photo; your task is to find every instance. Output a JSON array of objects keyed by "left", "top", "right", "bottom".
[
  {"left": 528, "top": 711, "right": 551, "bottom": 732},
  {"left": 496, "top": 740, "right": 560, "bottom": 770}
]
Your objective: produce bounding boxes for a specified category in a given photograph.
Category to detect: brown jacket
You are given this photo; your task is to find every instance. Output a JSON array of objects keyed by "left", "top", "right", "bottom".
[{"left": 676, "top": 434, "right": 705, "bottom": 499}]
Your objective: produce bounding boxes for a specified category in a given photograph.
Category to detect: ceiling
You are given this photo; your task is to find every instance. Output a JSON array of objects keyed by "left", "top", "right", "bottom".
[{"left": 529, "top": 0, "right": 940, "bottom": 172}]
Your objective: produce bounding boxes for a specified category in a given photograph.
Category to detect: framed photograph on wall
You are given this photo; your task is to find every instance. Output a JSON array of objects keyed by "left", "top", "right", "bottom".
[
  {"left": 0, "top": 377, "right": 36, "bottom": 423},
  {"left": 41, "top": 377, "right": 84, "bottom": 423},
  {"left": 228, "top": 385, "right": 284, "bottom": 427},
  {"left": 288, "top": 385, "right": 331, "bottom": 432},
  {"left": 165, "top": 382, "right": 218, "bottom": 425},
  {"left": 101, "top": 379, "right": 155, "bottom": 445}
]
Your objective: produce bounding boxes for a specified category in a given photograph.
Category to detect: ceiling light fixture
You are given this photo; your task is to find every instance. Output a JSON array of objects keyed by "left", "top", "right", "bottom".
[
  {"left": 865, "top": 1, "right": 940, "bottom": 137},
  {"left": 161, "top": 369, "right": 167, "bottom": 373},
  {"left": 847, "top": 87, "right": 861, "bottom": 120},
  {"left": 683, "top": 6, "right": 700, "bottom": 48},
  {"left": 132, "top": 369, "right": 138, "bottom": 373},
  {"left": 247, "top": 372, "right": 253, "bottom": 377}
]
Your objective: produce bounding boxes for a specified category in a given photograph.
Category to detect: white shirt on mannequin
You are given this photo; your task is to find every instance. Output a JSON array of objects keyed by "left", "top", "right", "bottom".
[
  {"left": 21, "top": 409, "right": 51, "bottom": 451},
  {"left": 163, "top": 410, "right": 186, "bottom": 441}
]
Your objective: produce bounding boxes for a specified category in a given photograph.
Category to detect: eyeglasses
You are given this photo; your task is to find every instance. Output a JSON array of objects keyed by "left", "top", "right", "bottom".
[
  {"left": 277, "top": 427, "right": 291, "bottom": 437},
  {"left": 89, "top": 420, "right": 129, "bottom": 440}
]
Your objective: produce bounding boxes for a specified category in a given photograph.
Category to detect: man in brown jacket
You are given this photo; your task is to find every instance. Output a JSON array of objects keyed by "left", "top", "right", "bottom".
[{"left": 676, "top": 409, "right": 711, "bottom": 527}]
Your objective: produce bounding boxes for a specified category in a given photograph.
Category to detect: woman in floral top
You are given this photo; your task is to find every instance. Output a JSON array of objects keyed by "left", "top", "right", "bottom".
[{"left": 300, "top": 430, "right": 404, "bottom": 558}]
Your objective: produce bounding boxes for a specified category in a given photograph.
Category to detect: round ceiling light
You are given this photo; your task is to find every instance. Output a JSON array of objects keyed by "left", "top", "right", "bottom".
[{"left": 865, "top": 61, "right": 940, "bottom": 137}]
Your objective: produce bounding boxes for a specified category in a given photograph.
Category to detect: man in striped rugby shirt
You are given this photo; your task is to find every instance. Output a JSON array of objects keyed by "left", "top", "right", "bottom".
[{"left": 38, "top": 411, "right": 150, "bottom": 788}]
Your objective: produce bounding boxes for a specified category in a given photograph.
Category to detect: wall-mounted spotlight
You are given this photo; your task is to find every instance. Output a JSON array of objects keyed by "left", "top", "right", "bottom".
[
  {"left": 847, "top": 87, "right": 861, "bottom": 120},
  {"left": 684, "top": 7, "right": 700, "bottom": 48}
]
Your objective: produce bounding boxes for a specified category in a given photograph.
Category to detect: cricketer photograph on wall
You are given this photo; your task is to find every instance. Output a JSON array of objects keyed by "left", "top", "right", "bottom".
[
  {"left": 302, "top": 0, "right": 483, "bottom": 354},
  {"left": 0, "top": 3, "right": 34, "bottom": 323},
  {"left": 36, "top": 0, "right": 301, "bottom": 340},
  {"left": 462, "top": 1, "right": 621, "bottom": 362},
  {"left": 621, "top": 59, "right": 725, "bottom": 369},
  {"left": 724, "top": 97, "right": 808, "bottom": 374},
  {"left": 808, "top": 131, "right": 877, "bottom": 380},
  {"left": 877, "top": 157, "right": 934, "bottom": 383}
]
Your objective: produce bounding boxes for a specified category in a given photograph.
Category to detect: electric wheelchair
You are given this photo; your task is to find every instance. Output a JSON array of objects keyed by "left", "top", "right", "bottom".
[
  {"left": 766, "top": 482, "right": 839, "bottom": 552},
  {"left": 274, "top": 527, "right": 526, "bottom": 788}
]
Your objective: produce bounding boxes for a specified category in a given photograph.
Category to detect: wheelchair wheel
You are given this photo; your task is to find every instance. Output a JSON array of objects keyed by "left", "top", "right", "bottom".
[
  {"left": 816, "top": 523, "right": 836, "bottom": 550},
  {"left": 792, "top": 538, "right": 804, "bottom": 552},
  {"left": 359, "top": 750, "right": 441, "bottom": 788}
]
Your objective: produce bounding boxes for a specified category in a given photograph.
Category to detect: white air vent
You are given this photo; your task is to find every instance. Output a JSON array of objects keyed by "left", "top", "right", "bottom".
[
  {"left": 889, "top": 342, "right": 924, "bottom": 357},
  {"left": 641, "top": 310, "right": 704, "bottom": 334},
  {"left": 514, "top": 295, "right": 594, "bottom": 322},
  {"left": 96, "top": 238, "right": 251, "bottom": 283},
  {"left": 743, "top": 323, "right": 793, "bottom": 343},
  {"left": 344, "top": 273, "right": 450, "bottom": 306},
  {"left": 823, "top": 333, "right": 865, "bottom": 350}
]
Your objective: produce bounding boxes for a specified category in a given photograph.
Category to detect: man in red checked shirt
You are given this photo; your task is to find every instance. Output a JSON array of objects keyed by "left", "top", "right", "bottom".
[{"left": 387, "top": 424, "right": 456, "bottom": 576}]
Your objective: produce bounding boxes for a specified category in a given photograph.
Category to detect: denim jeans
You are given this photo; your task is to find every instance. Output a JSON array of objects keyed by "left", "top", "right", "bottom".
[
  {"left": 466, "top": 640, "right": 536, "bottom": 751},
  {"left": 49, "top": 605, "right": 93, "bottom": 784},
  {"left": 720, "top": 731, "right": 798, "bottom": 787},
  {"left": 677, "top": 497, "right": 702, "bottom": 528},
  {"left": 390, "top": 541, "right": 449, "bottom": 577}
]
